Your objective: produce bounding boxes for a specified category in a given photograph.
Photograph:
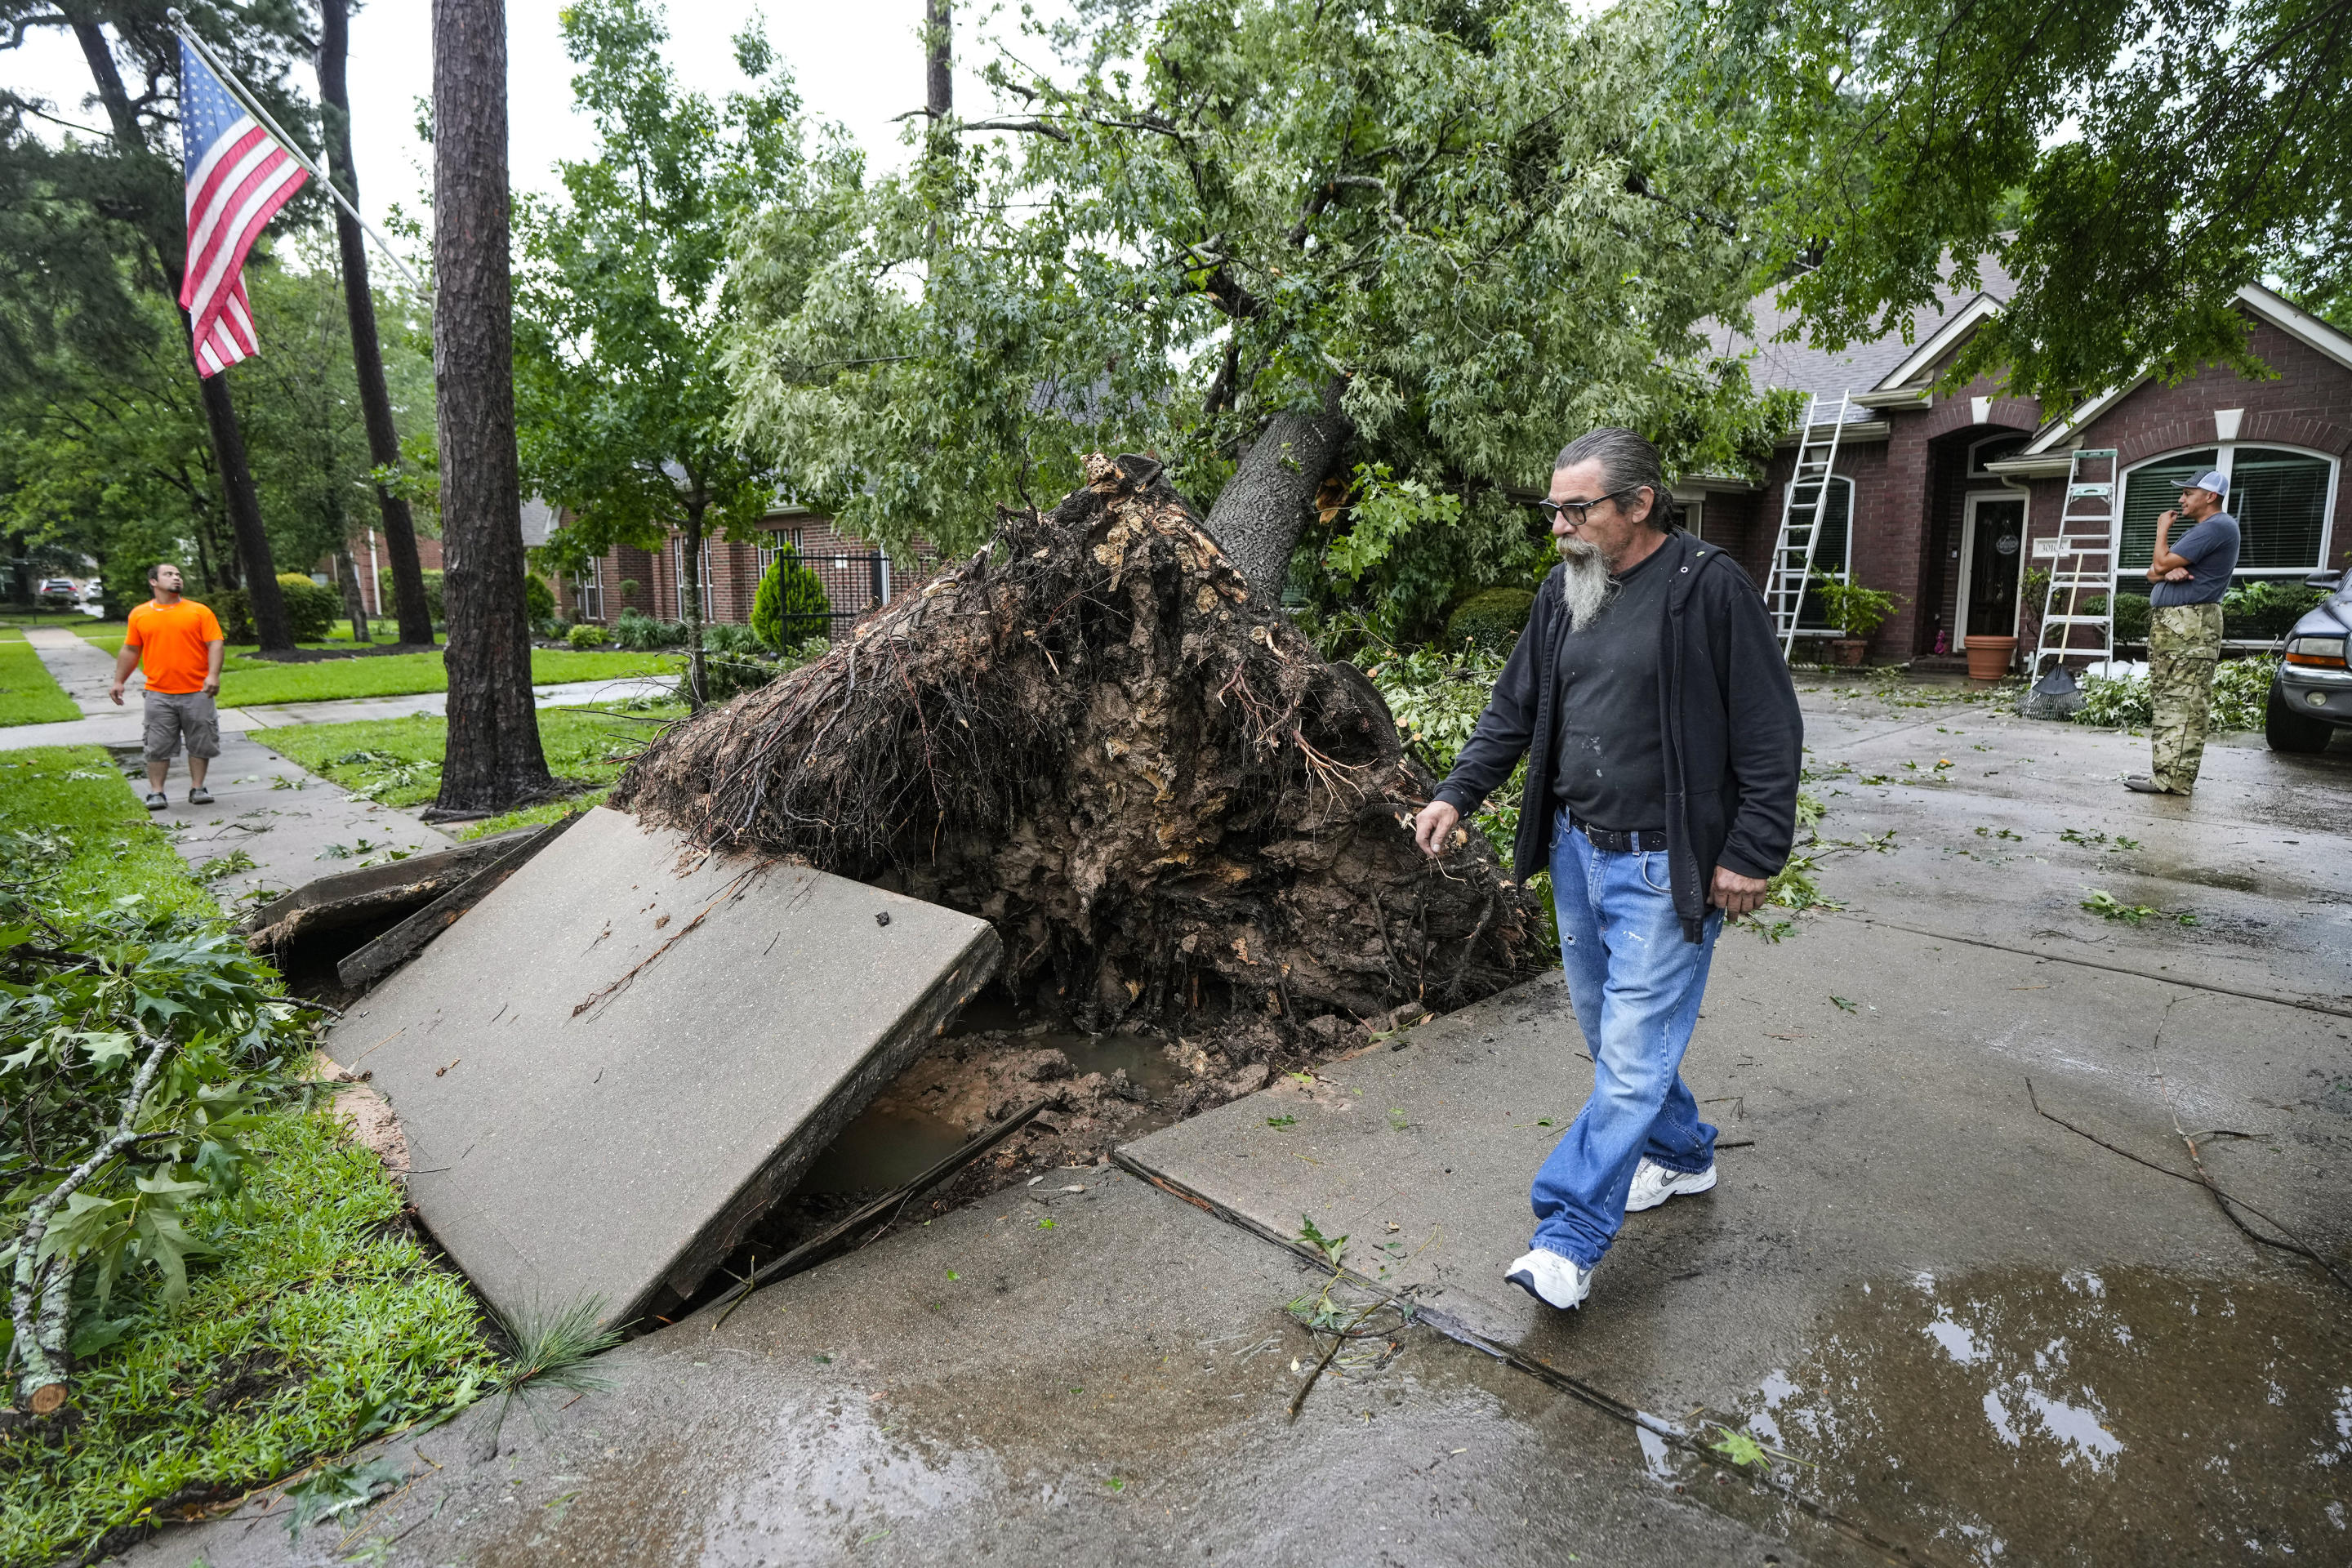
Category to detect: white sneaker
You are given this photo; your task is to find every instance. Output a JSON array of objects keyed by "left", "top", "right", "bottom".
[
  {"left": 1625, "top": 1158, "right": 1717, "bottom": 1213},
  {"left": 1505, "top": 1248, "right": 1592, "bottom": 1310}
]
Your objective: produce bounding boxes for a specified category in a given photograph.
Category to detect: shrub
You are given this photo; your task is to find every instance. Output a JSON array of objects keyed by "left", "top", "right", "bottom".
[
  {"left": 697, "top": 649, "right": 777, "bottom": 703},
  {"left": 523, "top": 573, "right": 556, "bottom": 631},
  {"left": 376, "top": 568, "right": 445, "bottom": 627},
  {"left": 566, "top": 621, "right": 608, "bottom": 649},
  {"left": 1809, "top": 572, "right": 1904, "bottom": 639},
  {"left": 1442, "top": 587, "right": 1535, "bottom": 653},
  {"left": 750, "top": 546, "right": 832, "bottom": 652},
  {"left": 275, "top": 572, "right": 341, "bottom": 642},
  {"left": 208, "top": 586, "right": 252, "bottom": 643},
  {"left": 2221, "top": 580, "right": 2323, "bottom": 639},
  {"left": 2085, "top": 590, "right": 2152, "bottom": 644},
  {"left": 613, "top": 608, "right": 687, "bottom": 650}
]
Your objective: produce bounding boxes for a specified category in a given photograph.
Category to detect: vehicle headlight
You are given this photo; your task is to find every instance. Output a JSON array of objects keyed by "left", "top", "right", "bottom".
[{"left": 2284, "top": 634, "right": 2348, "bottom": 669}]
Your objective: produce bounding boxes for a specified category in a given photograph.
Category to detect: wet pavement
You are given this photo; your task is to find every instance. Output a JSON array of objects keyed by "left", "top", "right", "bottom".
[
  {"left": 118, "top": 1173, "right": 1857, "bottom": 1568},
  {"left": 111, "top": 676, "right": 2352, "bottom": 1566}
]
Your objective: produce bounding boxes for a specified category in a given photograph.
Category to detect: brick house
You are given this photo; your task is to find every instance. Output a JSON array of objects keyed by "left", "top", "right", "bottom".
[
  {"left": 550, "top": 506, "right": 939, "bottom": 639},
  {"left": 1687, "top": 278, "right": 2352, "bottom": 666}
]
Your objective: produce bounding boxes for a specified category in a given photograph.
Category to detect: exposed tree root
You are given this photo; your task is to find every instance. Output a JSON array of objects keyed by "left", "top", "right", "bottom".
[{"left": 614, "top": 452, "right": 1543, "bottom": 1032}]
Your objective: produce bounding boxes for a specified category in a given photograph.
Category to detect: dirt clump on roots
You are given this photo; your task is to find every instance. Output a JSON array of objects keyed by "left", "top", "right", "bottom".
[{"left": 612, "top": 453, "right": 1544, "bottom": 1174}]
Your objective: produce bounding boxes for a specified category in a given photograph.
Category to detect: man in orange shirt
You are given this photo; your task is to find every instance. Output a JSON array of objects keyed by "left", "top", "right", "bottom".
[{"left": 109, "top": 563, "right": 227, "bottom": 810}]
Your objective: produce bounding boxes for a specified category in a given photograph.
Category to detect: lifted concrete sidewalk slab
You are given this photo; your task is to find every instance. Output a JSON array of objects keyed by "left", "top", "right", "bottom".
[{"left": 327, "top": 806, "right": 1001, "bottom": 1329}]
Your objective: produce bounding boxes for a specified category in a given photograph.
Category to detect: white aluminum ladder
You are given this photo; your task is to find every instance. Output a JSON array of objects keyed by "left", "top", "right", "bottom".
[
  {"left": 1767, "top": 392, "right": 1852, "bottom": 657},
  {"left": 2026, "top": 448, "right": 2120, "bottom": 680}
]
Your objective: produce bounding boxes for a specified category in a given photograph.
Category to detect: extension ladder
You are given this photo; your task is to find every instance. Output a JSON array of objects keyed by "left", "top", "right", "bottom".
[
  {"left": 1766, "top": 392, "right": 1852, "bottom": 658},
  {"left": 2025, "top": 448, "right": 2120, "bottom": 679}
]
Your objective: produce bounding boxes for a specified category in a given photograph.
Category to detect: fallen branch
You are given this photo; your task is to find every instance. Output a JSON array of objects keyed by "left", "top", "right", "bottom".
[
  {"left": 707, "top": 1099, "right": 1049, "bottom": 1329},
  {"left": 1286, "top": 1292, "right": 1389, "bottom": 1422},
  {"left": 2025, "top": 1076, "right": 2350, "bottom": 1295},
  {"left": 8, "top": 1024, "right": 175, "bottom": 1414}
]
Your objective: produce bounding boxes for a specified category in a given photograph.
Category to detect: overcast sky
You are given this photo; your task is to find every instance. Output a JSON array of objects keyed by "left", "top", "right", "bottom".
[{"left": 2, "top": 0, "right": 1040, "bottom": 238}]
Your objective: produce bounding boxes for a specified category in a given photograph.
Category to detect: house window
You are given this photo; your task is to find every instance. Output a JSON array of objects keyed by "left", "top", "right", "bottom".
[
  {"left": 672, "top": 537, "right": 713, "bottom": 620},
  {"left": 1793, "top": 475, "right": 1854, "bottom": 630},
  {"left": 756, "top": 528, "right": 800, "bottom": 574},
  {"left": 570, "top": 563, "right": 603, "bottom": 622},
  {"left": 2120, "top": 444, "right": 2337, "bottom": 576}
]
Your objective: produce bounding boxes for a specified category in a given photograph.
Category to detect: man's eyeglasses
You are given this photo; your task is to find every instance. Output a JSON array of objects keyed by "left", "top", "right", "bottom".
[{"left": 1535, "top": 489, "right": 1633, "bottom": 528}]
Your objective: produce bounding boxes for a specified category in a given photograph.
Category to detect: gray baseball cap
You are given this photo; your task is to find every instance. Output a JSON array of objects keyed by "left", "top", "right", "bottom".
[{"left": 2173, "top": 469, "right": 2228, "bottom": 497}]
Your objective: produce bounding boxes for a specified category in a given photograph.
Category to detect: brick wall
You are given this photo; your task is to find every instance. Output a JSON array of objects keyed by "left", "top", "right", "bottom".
[
  {"left": 2045, "top": 319, "right": 2352, "bottom": 576},
  {"left": 557, "top": 511, "right": 940, "bottom": 630}
]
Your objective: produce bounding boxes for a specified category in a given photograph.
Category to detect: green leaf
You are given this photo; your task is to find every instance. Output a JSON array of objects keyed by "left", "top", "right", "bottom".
[{"left": 1710, "top": 1425, "right": 1770, "bottom": 1468}]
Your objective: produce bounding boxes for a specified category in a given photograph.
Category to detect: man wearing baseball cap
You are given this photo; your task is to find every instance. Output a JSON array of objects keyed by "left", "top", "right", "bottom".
[{"left": 2127, "top": 468, "right": 2240, "bottom": 795}]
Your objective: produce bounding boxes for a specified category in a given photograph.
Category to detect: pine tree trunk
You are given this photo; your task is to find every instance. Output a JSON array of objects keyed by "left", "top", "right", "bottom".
[
  {"left": 430, "top": 0, "right": 555, "bottom": 814},
  {"left": 1202, "top": 376, "right": 1352, "bottom": 597},
  {"left": 318, "top": 0, "right": 436, "bottom": 648},
  {"left": 70, "top": 16, "right": 291, "bottom": 653}
]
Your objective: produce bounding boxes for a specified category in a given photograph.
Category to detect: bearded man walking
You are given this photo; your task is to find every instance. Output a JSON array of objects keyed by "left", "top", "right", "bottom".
[{"left": 1414, "top": 428, "right": 1802, "bottom": 1312}]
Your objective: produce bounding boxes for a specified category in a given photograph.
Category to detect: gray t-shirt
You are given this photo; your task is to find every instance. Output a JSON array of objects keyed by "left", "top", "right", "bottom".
[
  {"left": 1551, "top": 547, "right": 1668, "bottom": 832},
  {"left": 2149, "top": 510, "right": 2240, "bottom": 608}
]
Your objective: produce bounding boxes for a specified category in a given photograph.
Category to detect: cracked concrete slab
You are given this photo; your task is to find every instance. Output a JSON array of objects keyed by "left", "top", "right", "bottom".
[
  {"left": 325, "top": 806, "right": 1004, "bottom": 1329},
  {"left": 116, "top": 1169, "right": 1863, "bottom": 1568}
]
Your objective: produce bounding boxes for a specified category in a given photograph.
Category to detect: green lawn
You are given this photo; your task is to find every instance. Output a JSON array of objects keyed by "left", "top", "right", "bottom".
[
  {"left": 216, "top": 647, "right": 675, "bottom": 707},
  {"left": 0, "top": 748, "right": 498, "bottom": 1562},
  {"left": 0, "top": 746, "right": 216, "bottom": 915},
  {"left": 0, "top": 641, "right": 83, "bottom": 726},
  {"left": 261, "top": 701, "right": 684, "bottom": 837}
]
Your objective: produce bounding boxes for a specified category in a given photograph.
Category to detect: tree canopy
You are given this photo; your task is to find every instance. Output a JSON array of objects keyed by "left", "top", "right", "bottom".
[
  {"left": 1704, "top": 0, "right": 2350, "bottom": 399},
  {"left": 724, "top": 0, "right": 1785, "bottom": 620},
  {"left": 514, "top": 0, "right": 853, "bottom": 700}
]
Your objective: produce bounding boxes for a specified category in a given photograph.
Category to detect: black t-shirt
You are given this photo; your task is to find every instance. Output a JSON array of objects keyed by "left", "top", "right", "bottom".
[{"left": 1551, "top": 546, "right": 1668, "bottom": 832}]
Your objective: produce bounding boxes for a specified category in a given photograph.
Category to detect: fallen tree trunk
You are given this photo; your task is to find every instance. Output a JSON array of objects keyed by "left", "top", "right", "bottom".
[{"left": 613, "top": 453, "right": 1542, "bottom": 1032}]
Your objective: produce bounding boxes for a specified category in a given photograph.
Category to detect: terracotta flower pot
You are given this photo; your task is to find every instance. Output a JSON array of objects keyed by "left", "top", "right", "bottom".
[
  {"left": 1966, "top": 635, "right": 2017, "bottom": 681},
  {"left": 1829, "top": 638, "right": 1869, "bottom": 667}
]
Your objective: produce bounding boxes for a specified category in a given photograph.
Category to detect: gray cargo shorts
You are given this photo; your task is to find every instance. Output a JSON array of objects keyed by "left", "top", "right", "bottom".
[{"left": 142, "top": 690, "right": 221, "bottom": 761}]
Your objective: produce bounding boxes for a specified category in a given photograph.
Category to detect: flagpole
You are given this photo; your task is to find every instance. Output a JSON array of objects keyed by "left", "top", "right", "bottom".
[{"left": 163, "top": 8, "right": 428, "bottom": 297}]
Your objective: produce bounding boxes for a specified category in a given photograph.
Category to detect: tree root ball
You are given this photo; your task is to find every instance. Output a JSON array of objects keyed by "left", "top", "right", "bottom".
[{"left": 612, "top": 453, "right": 1545, "bottom": 1032}]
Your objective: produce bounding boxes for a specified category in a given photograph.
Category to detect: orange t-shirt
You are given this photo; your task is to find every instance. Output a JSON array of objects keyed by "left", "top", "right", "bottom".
[{"left": 126, "top": 599, "right": 225, "bottom": 695}]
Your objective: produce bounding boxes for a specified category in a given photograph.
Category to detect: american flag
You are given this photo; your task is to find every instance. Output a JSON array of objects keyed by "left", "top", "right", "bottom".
[{"left": 176, "top": 38, "right": 307, "bottom": 377}]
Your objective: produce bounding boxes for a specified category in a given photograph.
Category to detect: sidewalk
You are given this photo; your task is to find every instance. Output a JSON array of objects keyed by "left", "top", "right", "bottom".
[
  {"left": 5, "top": 628, "right": 669, "bottom": 752},
  {"left": 13, "top": 628, "right": 664, "bottom": 905}
]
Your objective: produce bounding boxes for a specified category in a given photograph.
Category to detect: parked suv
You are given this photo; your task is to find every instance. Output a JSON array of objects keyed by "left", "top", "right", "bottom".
[
  {"left": 2267, "top": 568, "right": 2352, "bottom": 753},
  {"left": 35, "top": 577, "right": 78, "bottom": 611}
]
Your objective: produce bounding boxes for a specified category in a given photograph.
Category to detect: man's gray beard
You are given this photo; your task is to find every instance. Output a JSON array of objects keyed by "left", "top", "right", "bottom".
[{"left": 1557, "top": 537, "right": 1617, "bottom": 626}]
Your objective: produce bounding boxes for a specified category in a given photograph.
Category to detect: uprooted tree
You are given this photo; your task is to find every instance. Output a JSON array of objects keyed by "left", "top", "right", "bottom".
[
  {"left": 724, "top": 0, "right": 1782, "bottom": 612},
  {"left": 615, "top": 456, "right": 1546, "bottom": 1032}
]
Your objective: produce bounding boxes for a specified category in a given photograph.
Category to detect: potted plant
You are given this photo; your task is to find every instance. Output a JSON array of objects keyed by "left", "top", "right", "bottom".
[{"left": 1810, "top": 572, "right": 1904, "bottom": 667}]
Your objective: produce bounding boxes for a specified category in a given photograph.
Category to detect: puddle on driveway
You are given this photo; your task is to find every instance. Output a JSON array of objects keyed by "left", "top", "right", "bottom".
[{"left": 1728, "top": 1265, "right": 2350, "bottom": 1563}]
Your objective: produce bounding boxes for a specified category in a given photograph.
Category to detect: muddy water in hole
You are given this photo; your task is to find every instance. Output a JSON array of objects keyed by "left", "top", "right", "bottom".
[
  {"left": 795, "top": 1031, "right": 1183, "bottom": 1195},
  {"left": 1708, "top": 1263, "right": 2351, "bottom": 1564}
]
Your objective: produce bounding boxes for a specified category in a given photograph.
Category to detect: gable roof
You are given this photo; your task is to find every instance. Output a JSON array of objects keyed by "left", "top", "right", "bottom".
[
  {"left": 2021, "top": 283, "right": 2352, "bottom": 454},
  {"left": 1705, "top": 257, "right": 2017, "bottom": 417}
]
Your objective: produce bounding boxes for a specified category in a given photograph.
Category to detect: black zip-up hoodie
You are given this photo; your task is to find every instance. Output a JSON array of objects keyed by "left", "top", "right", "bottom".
[{"left": 1432, "top": 529, "right": 1804, "bottom": 943}]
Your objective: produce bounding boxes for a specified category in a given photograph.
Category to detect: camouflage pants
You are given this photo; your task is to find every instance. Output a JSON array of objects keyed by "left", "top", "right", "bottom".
[{"left": 2148, "top": 603, "right": 2225, "bottom": 793}]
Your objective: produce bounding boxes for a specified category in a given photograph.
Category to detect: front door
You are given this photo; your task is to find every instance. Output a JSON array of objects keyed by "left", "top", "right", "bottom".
[{"left": 1960, "top": 495, "right": 2025, "bottom": 646}]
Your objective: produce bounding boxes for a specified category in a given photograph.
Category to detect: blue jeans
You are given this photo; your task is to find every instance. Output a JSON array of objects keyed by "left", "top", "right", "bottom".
[{"left": 1530, "top": 809, "right": 1721, "bottom": 1267}]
